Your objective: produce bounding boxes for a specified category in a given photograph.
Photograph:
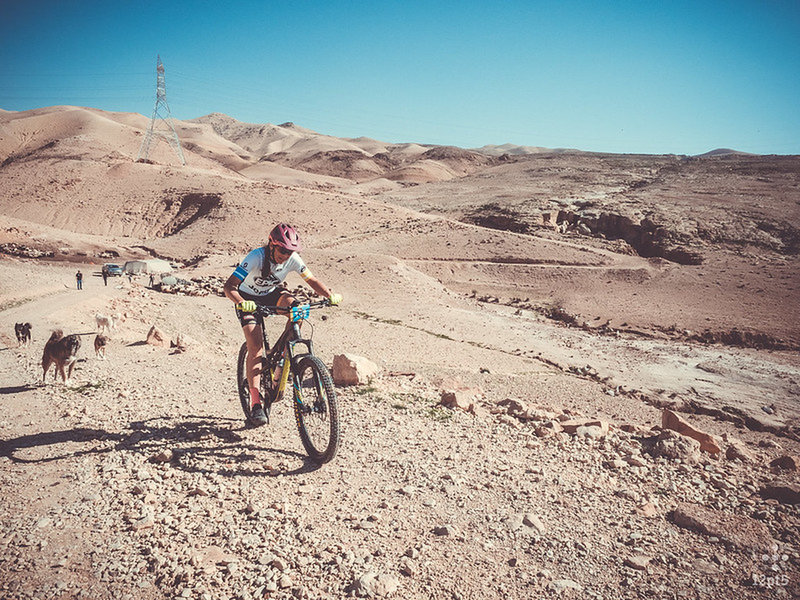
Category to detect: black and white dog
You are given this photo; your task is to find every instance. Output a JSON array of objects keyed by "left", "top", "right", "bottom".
[{"left": 14, "top": 322, "right": 32, "bottom": 347}]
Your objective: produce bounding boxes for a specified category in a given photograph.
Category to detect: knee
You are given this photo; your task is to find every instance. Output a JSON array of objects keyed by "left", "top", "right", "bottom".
[{"left": 277, "top": 292, "right": 296, "bottom": 307}]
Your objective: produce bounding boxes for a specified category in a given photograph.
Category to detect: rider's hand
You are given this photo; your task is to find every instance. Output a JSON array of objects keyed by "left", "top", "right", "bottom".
[
  {"left": 328, "top": 293, "right": 343, "bottom": 306},
  {"left": 237, "top": 300, "right": 257, "bottom": 312}
]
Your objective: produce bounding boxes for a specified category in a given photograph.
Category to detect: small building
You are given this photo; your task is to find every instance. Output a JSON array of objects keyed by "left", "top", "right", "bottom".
[{"left": 123, "top": 259, "right": 173, "bottom": 274}]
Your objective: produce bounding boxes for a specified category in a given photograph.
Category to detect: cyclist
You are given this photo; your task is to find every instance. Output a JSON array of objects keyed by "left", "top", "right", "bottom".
[{"left": 224, "top": 223, "right": 342, "bottom": 427}]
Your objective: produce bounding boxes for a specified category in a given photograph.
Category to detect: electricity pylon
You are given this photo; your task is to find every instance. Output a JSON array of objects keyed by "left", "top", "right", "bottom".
[{"left": 137, "top": 55, "right": 186, "bottom": 165}]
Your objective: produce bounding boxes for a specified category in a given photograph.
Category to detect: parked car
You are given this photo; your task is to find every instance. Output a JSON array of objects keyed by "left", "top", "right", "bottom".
[{"left": 102, "top": 263, "right": 123, "bottom": 276}]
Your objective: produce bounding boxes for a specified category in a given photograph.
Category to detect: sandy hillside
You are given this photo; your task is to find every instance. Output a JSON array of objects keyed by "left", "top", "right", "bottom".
[{"left": 1, "top": 105, "right": 799, "bottom": 599}]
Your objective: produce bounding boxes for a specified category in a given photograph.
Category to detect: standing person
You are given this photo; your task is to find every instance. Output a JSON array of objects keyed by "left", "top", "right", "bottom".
[
  {"left": 102, "top": 269, "right": 108, "bottom": 286},
  {"left": 76, "top": 270, "right": 83, "bottom": 290},
  {"left": 223, "top": 223, "right": 342, "bottom": 427}
]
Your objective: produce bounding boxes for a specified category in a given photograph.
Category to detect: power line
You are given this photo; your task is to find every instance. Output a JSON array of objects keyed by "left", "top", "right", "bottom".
[{"left": 137, "top": 56, "right": 185, "bottom": 166}]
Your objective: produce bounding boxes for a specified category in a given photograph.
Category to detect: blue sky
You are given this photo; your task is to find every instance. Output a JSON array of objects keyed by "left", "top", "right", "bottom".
[{"left": 1, "top": 0, "right": 798, "bottom": 155}]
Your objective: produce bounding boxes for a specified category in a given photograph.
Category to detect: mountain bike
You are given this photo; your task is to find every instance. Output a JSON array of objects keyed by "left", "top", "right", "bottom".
[{"left": 236, "top": 300, "right": 340, "bottom": 463}]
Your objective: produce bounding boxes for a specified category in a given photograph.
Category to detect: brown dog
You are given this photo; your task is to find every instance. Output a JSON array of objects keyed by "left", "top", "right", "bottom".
[
  {"left": 14, "top": 322, "right": 32, "bottom": 347},
  {"left": 42, "top": 330, "right": 81, "bottom": 383},
  {"left": 94, "top": 334, "right": 109, "bottom": 360}
]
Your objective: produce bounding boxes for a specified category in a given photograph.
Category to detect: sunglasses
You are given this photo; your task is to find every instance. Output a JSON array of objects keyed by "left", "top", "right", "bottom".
[{"left": 273, "top": 246, "right": 292, "bottom": 257}]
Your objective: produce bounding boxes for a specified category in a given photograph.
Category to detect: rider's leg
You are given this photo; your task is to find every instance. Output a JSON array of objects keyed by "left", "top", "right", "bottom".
[
  {"left": 242, "top": 321, "right": 264, "bottom": 408},
  {"left": 269, "top": 292, "right": 297, "bottom": 387},
  {"left": 275, "top": 291, "right": 296, "bottom": 312}
]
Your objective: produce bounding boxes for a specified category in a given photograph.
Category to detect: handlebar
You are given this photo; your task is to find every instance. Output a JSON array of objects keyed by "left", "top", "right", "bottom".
[{"left": 252, "top": 299, "right": 334, "bottom": 322}]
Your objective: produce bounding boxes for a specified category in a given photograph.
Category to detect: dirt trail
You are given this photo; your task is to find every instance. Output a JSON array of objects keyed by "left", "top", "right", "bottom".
[{"left": 1, "top": 260, "right": 799, "bottom": 600}]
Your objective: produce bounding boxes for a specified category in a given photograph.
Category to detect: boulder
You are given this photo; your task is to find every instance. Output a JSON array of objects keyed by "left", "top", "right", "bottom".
[
  {"left": 671, "top": 502, "right": 773, "bottom": 550},
  {"left": 149, "top": 449, "right": 174, "bottom": 463},
  {"left": 650, "top": 430, "right": 702, "bottom": 464},
  {"left": 769, "top": 455, "right": 800, "bottom": 471},
  {"left": 636, "top": 502, "right": 659, "bottom": 518},
  {"left": 351, "top": 571, "right": 399, "bottom": 597},
  {"left": 624, "top": 555, "right": 651, "bottom": 571},
  {"left": 441, "top": 388, "right": 482, "bottom": 412},
  {"left": 146, "top": 325, "right": 168, "bottom": 347},
  {"left": 759, "top": 482, "right": 800, "bottom": 505},
  {"left": 190, "top": 545, "right": 239, "bottom": 569},
  {"left": 171, "top": 332, "right": 196, "bottom": 352},
  {"left": 497, "top": 398, "right": 529, "bottom": 417},
  {"left": 333, "top": 354, "right": 380, "bottom": 386},
  {"left": 560, "top": 418, "right": 610, "bottom": 435},
  {"left": 549, "top": 580, "right": 583, "bottom": 594},
  {"left": 496, "top": 398, "right": 553, "bottom": 421},
  {"left": 662, "top": 409, "right": 721, "bottom": 454},
  {"left": 724, "top": 436, "right": 755, "bottom": 462}
]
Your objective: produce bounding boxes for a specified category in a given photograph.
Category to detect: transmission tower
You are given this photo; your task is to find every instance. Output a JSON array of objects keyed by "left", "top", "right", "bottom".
[{"left": 137, "top": 55, "right": 186, "bottom": 165}]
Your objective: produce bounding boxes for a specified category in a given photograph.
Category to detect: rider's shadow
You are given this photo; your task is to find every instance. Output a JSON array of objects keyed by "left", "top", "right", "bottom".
[{"left": 0, "top": 415, "right": 324, "bottom": 476}]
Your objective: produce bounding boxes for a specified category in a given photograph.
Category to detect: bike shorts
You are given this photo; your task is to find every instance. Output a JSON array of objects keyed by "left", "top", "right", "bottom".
[{"left": 234, "top": 288, "right": 286, "bottom": 327}]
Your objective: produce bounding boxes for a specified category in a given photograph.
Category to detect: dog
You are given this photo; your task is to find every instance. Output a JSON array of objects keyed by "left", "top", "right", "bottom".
[
  {"left": 95, "top": 313, "right": 115, "bottom": 334},
  {"left": 94, "top": 334, "right": 109, "bottom": 360},
  {"left": 14, "top": 322, "right": 32, "bottom": 347},
  {"left": 42, "top": 330, "right": 81, "bottom": 384}
]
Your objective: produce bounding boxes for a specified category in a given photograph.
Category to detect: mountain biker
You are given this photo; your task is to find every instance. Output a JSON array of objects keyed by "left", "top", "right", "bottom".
[{"left": 223, "top": 223, "right": 342, "bottom": 427}]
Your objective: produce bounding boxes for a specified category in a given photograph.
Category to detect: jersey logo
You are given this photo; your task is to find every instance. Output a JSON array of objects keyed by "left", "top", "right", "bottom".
[{"left": 254, "top": 275, "right": 280, "bottom": 287}]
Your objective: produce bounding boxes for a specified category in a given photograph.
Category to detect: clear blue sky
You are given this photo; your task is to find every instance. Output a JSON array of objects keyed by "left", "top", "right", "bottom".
[{"left": 1, "top": 1, "right": 799, "bottom": 155}]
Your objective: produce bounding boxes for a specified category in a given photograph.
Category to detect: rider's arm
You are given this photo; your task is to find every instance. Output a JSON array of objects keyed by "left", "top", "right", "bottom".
[
  {"left": 223, "top": 273, "right": 246, "bottom": 305},
  {"left": 305, "top": 276, "right": 333, "bottom": 299},
  {"left": 225, "top": 249, "right": 261, "bottom": 305}
]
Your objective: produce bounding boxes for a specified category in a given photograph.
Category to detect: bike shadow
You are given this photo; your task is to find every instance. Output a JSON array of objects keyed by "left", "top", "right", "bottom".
[{"left": 0, "top": 415, "right": 325, "bottom": 476}]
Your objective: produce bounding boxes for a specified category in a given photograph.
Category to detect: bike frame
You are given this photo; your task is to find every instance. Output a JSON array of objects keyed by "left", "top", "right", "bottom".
[{"left": 255, "top": 302, "right": 324, "bottom": 401}]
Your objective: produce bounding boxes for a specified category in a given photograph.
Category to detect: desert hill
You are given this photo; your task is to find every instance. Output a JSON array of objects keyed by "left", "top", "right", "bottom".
[
  {"left": 473, "top": 142, "right": 567, "bottom": 155},
  {"left": 1, "top": 104, "right": 799, "bottom": 599},
  {"left": 187, "top": 112, "right": 497, "bottom": 184},
  {"left": 1, "top": 105, "right": 798, "bottom": 347}
]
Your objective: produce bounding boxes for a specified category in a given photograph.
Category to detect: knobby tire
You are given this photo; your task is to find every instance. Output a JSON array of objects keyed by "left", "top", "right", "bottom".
[
  {"left": 237, "top": 343, "right": 280, "bottom": 416},
  {"left": 236, "top": 342, "right": 251, "bottom": 419},
  {"left": 293, "top": 355, "right": 339, "bottom": 463}
]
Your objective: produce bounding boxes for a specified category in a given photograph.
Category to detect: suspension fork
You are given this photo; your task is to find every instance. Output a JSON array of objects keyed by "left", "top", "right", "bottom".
[{"left": 275, "top": 322, "right": 305, "bottom": 396}]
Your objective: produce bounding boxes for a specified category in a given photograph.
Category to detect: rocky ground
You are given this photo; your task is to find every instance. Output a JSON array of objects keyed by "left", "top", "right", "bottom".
[
  {"left": 1, "top": 109, "right": 799, "bottom": 598},
  {"left": 0, "top": 259, "right": 798, "bottom": 600}
]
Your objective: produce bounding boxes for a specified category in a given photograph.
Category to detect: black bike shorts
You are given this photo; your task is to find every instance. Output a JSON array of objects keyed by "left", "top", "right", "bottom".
[{"left": 234, "top": 288, "right": 286, "bottom": 327}]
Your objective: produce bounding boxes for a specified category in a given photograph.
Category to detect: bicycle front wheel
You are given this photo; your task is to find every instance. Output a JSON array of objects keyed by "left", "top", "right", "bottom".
[{"left": 293, "top": 355, "right": 339, "bottom": 463}]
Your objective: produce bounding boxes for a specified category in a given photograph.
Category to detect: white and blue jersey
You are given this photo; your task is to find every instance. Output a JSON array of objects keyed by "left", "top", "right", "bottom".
[{"left": 232, "top": 247, "right": 313, "bottom": 298}]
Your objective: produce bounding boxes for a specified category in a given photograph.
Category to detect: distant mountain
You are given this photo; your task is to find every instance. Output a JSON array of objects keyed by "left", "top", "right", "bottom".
[
  {"left": 695, "top": 148, "right": 757, "bottom": 158},
  {"left": 189, "top": 113, "right": 502, "bottom": 183},
  {"left": 472, "top": 143, "right": 555, "bottom": 156}
]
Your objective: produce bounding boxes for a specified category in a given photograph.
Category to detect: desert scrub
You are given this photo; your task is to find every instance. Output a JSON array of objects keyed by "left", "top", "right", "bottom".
[
  {"left": 68, "top": 381, "right": 105, "bottom": 394},
  {"left": 352, "top": 385, "right": 378, "bottom": 396},
  {"left": 540, "top": 299, "right": 580, "bottom": 326},
  {"left": 425, "top": 405, "right": 453, "bottom": 421},
  {"left": 352, "top": 311, "right": 402, "bottom": 326},
  {"left": 385, "top": 391, "right": 451, "bottom": 421}
]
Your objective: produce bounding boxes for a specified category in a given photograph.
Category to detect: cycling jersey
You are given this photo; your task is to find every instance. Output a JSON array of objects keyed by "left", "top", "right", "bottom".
[{"left": 231, "top": 247, "right": 313, "bottom": 298}]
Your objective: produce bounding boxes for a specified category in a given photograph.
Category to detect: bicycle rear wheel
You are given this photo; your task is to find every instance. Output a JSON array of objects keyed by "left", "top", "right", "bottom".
[{"left": 293, "top": 355, "right": 339, "bottom": 463}]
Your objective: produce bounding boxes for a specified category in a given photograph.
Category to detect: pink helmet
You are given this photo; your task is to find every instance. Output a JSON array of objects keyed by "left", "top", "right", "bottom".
[{"left": 268, "top": 223, "right": 302, "bottom": 252}]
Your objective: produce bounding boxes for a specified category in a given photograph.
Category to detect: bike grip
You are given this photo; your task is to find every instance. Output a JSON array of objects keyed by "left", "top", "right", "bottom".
[{"left": 237, "top": 300, "right": 257, "bottom": 312}]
